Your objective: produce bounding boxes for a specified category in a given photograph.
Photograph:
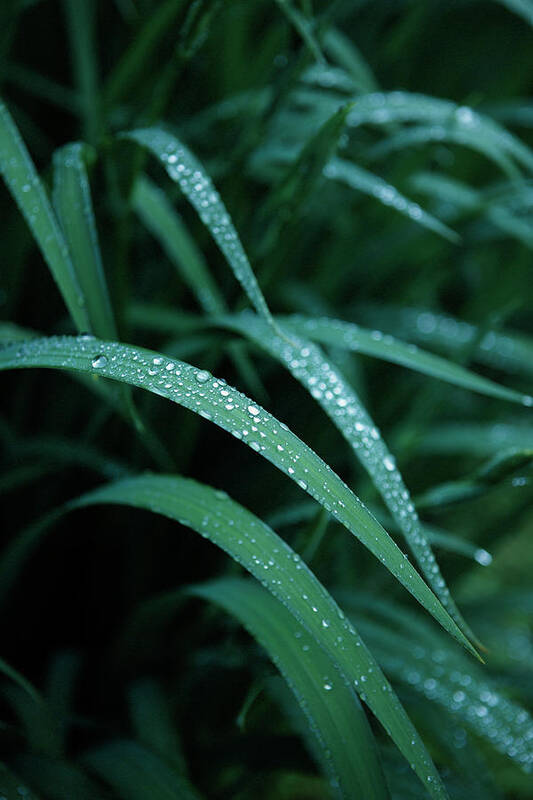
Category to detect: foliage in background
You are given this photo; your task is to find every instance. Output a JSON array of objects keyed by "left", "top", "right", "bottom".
[{"left": 1, "top": 1, "right": 533, "bottom": 798}]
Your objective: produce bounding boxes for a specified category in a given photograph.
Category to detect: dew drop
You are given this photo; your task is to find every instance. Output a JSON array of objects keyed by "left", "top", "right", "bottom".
[
  {"left": 91, "top": 354, "right": 107, "bottom": 369},
  {"left": 195, "top": 370, "right": 210, "bottom": 384}
]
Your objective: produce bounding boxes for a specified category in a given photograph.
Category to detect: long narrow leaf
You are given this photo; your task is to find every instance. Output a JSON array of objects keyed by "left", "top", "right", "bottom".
[
  {"left": 121, "top": 128, "right": 277, "bottom": 332},
  {"left": 72, "top": 472, "right": 447, "bottom": 797},
  {"left": 0, "top": 99, "right": 89, "bottom": 331},
  {"left": 0, "top": 334, "right": 479, "bottom": 661},
  {"left": 188, "top": 578, "right": 388, "bottom": 800},
  {"left": 53, "top": 143, "right": 116, "bottom": 339}
]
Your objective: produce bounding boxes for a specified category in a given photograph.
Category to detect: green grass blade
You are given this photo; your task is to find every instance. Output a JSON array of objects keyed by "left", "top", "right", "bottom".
[
  {"left": 323, "top": 28, "right": 378, "bottom": 92},
  {"left": 297, "top": 89, "right": 533, "bottom": 174},
  {"left": 324, "top": 158, "right": 459, "bottom": 241},
  {"left": 128, "top": 679, "right": 187, "bottom": 776},
  {"left": 84, "top": 740, "right": 201, "bottom": 800},
  {"left": 53, "top": 143, "right": 117, "bottom": 339},
  {"left": 62, "top": 0, "right": 101, "bottom": 144},
  {"left": 131, "top": 175, "right": 224, "bottom": 314},
  {"left": 72, "top": 473, "right": 447, "bottom": 797},
  {"left": 418, "top": 422, "right": 533, "bottom": 458},
  {"left": 0, "top": 656, "right": 41, "bottom": 702},
  {"left": 0, "top": 334, "right": 479, "bottom": 660},
  {"left": 0, "top": 99, "right": 89, "bottom": 332},
  {"left": 121, "top": 128, "right": 277, "bottom": 331},
  {"left": 274, "top": 0, "right": 325, "bottom": 64},
  {"left": 494, "top": 0, "right": 533, "bottom": 26},
  {"left": 103, "top": 0, "right": 186, "bottom": 106},
  {"left": 282, "top": 314, "right": 533, "bottom": 406},
  {"left": 341, "top": 596, "right": 533, "bottom": 775},
  {"left": 215, "top": 312, "right": 477, "bottom": 646},
  {"left": 188, "top": 578, "right": 388, "bottom": 800},
  {"left": 355, "top": 304, "right": 533, "bottom": 381}
]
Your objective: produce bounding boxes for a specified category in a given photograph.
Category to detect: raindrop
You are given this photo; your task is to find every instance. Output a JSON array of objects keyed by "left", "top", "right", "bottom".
[{"left": 91, "top": 354, "right": 107, "bottom": 369}]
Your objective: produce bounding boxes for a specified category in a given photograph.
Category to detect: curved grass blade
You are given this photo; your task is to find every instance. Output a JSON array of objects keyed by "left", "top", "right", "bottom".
[
  {"left": 0, "top": 99, "right": 89, "bottom": 332},
  {"left": 324, "top": 158, "right": 459, "bottom": 241},
  {"left": 72, "top": 472, "right": 447, "bottom": 797},
  {"left": 215, "top": 312, "right": 478, "bottom": 646},
  {"left": 131, "top": 175, "right": 224, "bottom": 314},
  {"left": 365, "top": 125, "right": 519, "bottom": 178},
  {"left": 121, "top": 128, "right": 278, "bottom": 332},
  {"left": 274, "top": 0, "right": 325, "bottom": 64},
  {"left": 103, "top": 0, "right": 186, "bottom": 106},
  {"left": 84, "top": 740, "right": 201, "bottom": 800},
  {"left": 281, "top": 314, "right": 533, "bottom": 406},
  {"left": 0, "top": 656, "right": 41, "bottom": 702},
  {"left": 355, "top": 304, "right": 533, "bottom": 381},
  {"left": 0, "top": 333, "right": 479, "bottom": 660},
  {"left": 188, "top": 578, "right": 388, "bottom": 800},
  {"left": 494, "top": 0, "right": 533, "bottom": 26},
  {"left": 418, "top": 422, "right": 533, "bottom": 458},
  {"left": 340, "top": 595, "right": 533, "bottom": 775},
  {"left": 296, "top": 89, "right": 533, "bottom": 175},
  {"left": 323, "top": 28, "right": 379, "bottom": 93},
  {"left": 53, "top": 143, "right": 117, "bottom": 339}
]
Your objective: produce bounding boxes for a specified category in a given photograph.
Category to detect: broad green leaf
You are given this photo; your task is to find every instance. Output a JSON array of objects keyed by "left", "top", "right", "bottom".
[
  {"left": 72, "top": 472, "right": 447, "bottom": 797},
  {"left": 84, "top": 741, "right": 201, "bottom": 800},
  {"left": 0, "top": 334, "right": 479, "bottom": 661},
  {"left": 324, "top": 158, "right": 459, "bottom": 241},
  {"left": 131, "top": 175, "right": 224, "bottom": 314},
  {"left": 281, "top": 314, "right": 533, "bottom": 405},
  {"left": 121, "top": 128, "right": 277, "bottom": 332},
  {"left": 215, "top": 312, "right": 477, "bottom": 645},
  {"left": 53, "top": 143, "right": 116, "bottom": 339},
  {"left": 0, "top": 99, "right": 89, "bottom": 331},
  {"left": 188, "top": 578, "right": 388, "bottom": 800},
  {"left": 2, "top": 685, "right": 62, "bottom": 758},
  {"left": 128, "top": 679, "right": 187, "bottom": 776}
]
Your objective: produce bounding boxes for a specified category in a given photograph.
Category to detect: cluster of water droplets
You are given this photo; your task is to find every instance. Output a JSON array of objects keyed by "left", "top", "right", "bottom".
[
  {"left": 323, "top": 158, "right": 443, "bottom": 231},
  {"left": 230, "top": 314, "right": 469, "bottom": 633},
  {"left": 382, "top": 640, "right": 533, "bottom": 773},
  {"left": 127, "top": 129, "right": 272, "bottom": 325}
]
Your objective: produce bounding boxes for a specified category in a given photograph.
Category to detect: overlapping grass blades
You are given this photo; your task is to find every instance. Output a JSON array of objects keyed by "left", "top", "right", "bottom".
[
  {"left": 121, "top": 128, "right": 277, "bottom": 331},
  {"left": 0, "top": 334, "right": 479, "bottom": 662},
  {"left": 214, "top": 312, "right": 476, "bottom": 644},
  {"left": 355, "top": 304, "right": 533, "bottom": 381},
  {"left": 339, "top": 595, "right": 533, "bottom": 775},
  {"left": 281, "top": 314, "right": 533, "bottom": 405},
  {"left": 0, "top": 99, "right": 89, "bottom": 332},
  {"left": 53, "top": 142, "right": 116, "bottom": 338},
  {"left": 324, "top": 158, "right": 459, "bottom": 241},
  {"left": 187, "top": 578, "right": 387, "bottom": 800},
  {"left": 71, "top": 473, "right": 445, "bottom": 797},
  {"left": 131, "top": 175, "right": 224, "bottom": 314},
  {"left": 295, "top": 89, "right": 533, "bottom": 175}
]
